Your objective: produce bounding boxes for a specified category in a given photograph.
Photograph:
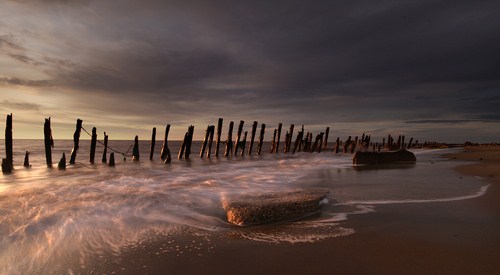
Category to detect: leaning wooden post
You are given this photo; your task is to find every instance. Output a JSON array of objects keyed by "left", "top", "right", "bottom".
[
  {"left": 109, "top": 152, "right": 115, "bottom": 167},
  {"left": 4, "top": 114, "right": 13, "bottom": 171},
  {"left": 407, "top": 137, "right": 414, "bottom": 149},
  {"left": 215, "top": 118, "right": 223, "bottom": 157},
  {"left": 102, "top": 132, "right": 108, "bottom": 163},
  {"left": 224, "top": 121, "right": 234, "bottom": 157},
  {"left": 44, "top": 117, "right": 53, "bottom": 167},
  {"left": 69, "top": 119, "right": 83, "bottom": 164},
  {"left": 23, "top": 151, "right": 30, "bottom": 168},
  {"left": 240, "top": 131, "right": 248, "bottom": 156},
  {"left": 58, "top": 153, "right": 66, "bottom": 170},
  {"left": 234, "top": 120, "right": 244, "bottom": 156},
  {"left": 257, "top": 123, "right": 265, "bottom": 155},
  {"left": 149, "top": 127, "right": 156, "bottom": 161},
  {"left": 90, "top": 127, "right": 97, "bottom": 164},
  {"left": 178, "top": 131, "right": 188, "bottom": 159},
  {"left": 206, "top": 125, "right": 215, "bottom": 158},
  {"left": 270, "top": 129, "right": 277, "bottom": 153},
  {"left": 160, "top": 124, "right": 171, "bottom": 162},
  {"left": 200, "top": 125, "right": 211, "bottom": 158},
  {"left": 132, "top": 135, "right": 140, "bottom": 161},
  {"left": 275, "top": 123, "right": 282, "bottom": 154},
  {"left": 324, "top": 127, "right": 330, "bottom": 149},
  {"left": 185, "top": 126, "right": 194, "bottom": 159},
  {"left": 248, "top": 121, "right": 258, "bottom": 155}
]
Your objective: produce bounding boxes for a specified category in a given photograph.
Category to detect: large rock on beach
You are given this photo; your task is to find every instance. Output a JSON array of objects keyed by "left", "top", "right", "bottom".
[
  {"left": 353, "top": 149, "right": 416, "bottom": 165},
  {"left": 222, "top": 190, "right": 329, "bottom": 226}
]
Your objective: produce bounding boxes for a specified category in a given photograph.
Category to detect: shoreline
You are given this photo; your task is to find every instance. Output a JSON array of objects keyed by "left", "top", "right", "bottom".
[{"left": 89, "top": 146, "right": 500, "bottom": 274}]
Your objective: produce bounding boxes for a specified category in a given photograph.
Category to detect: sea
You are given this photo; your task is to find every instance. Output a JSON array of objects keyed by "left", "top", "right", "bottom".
[{"left": 0, "top": 139, "right": 489, "bottom": 274}]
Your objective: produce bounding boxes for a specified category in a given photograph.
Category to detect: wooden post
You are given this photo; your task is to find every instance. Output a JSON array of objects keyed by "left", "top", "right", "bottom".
[
  {"left": 23, "top": 151, "right": 30, "bottom": 168},
  {"left": 90, "top": 127, "right": 97, "bottom": 164},
  {"left": 235, "top": 120, "right": 244, "bottom": 156},
  {"left": 297, "top": 125, "right": 304, "bottom": 152},
  {"left": 215, "top": 118, "right": 223, "bottom": 157},
  {"left": 185, "top": 126, "right": 194, "bottom": 159},
  {"left": 58, "top": 153, "right": 66, "bottom": 170},
  {"left": 343, "top": 136, "right": 351, "bottom": 153},
  {"left": 69, "top": 119, "right": 83, "bottom": 164},
  {"left": 224, "top": 121, "right": 234, "bottom": 157},
  {"left": 257, "top": 123, "right": 265, "bottom": 155},
  {"left": 292, "top": 126, "right": 303, "bottom": 154},
  {"left": 401, "top": 135, "right": 405, "bottom": 150},
  {"left": 206, "top": 125, "right": 215, "bottom": 158},
  {"left": 132, "top": 135, "right": 139, "bottom": 161},
  {"left": 317, "top": 133, "right": 324, "bottom": 153},
  {"left": 284, "top": 132, "right": 290, "bottom": 153},
  {"left": 311, "top": 134, "right": 319, "bottom": 152},
  {"left": 149, "top": 127, "right": 156, "bottom": 161},
  {"left": 286, "top": 124, "right": 294, "bottom": 153},
  {"left": 102, "top": 132, "right": 108, "bottom": 163},
  {"left": 324, "top": 127, "right": 329, "bottom": 149},
  {"left": 248, "top": 121, "right": 258, "bottom": 155},
  {"left": 44, "top": 117, "right": 53, "bottom": 167},
  {"left": 178, "top": 132, "right": 188, "bottom": 159},
  {"left": 276, "top": 123, "right": 282, "bottom": 154},
  {"left": 160, "top": 125, "right": 171, "bottom": 163},
  {"left": 5, "top": 114, "right": 13, "bottom": 171},
  {"left": 240, "top": 131, "right": 248, "bottom": 156},
  {"left": 270, "top": 129, "right": 277, "bottom": 153},
  {"left": 200, "top": 125, "right": 211, "bottom": 158},
  {"left": 335, "top": 137, "right": 340, "bottom": 154}
]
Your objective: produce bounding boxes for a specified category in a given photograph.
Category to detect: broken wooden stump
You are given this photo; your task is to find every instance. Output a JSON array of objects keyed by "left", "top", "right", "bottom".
[
  {"left": 160, "top": 125, "right": 171, "bottom": 163},
  {"left": 149, "top": 127, "right": 156, "bottom": 161},
  {"left": 109, "top": 152, "right": 115, "bottom": 167},
  {"left": 69, "top": 119, "right": 83, "bottom": 164},
  {"left": 90, "top": 127, "right": 97, "bottom": 164},
  {"left": 222, "top": 190, "right": 329, "bottom": 226},
  {"left": 58, "top": 153, "right": 66, "bottom": 170},
  {"left": 353, "top": 149, "right": 417, "bottom": 165},
  {"left": 23, "top": 151, "right": 31, "bottom": 168},
  {"left": 2, "top": 159, "right": 12, "bottom": 174},
  {"left": 132, "top": 135, "right": 140, "bottom": 161},
  {"left": 44, "top": 117, "right": 53, "bottom": 167}
]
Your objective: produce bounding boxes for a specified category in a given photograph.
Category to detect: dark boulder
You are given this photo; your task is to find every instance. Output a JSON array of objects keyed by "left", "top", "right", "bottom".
[{"left": 353, "top": 149, "right": 416, "bottom": 165}]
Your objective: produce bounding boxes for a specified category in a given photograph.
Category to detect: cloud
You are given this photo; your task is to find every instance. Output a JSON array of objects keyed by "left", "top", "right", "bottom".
[{"left": 0, "top": 77, "right": 54, "bottom": 87}]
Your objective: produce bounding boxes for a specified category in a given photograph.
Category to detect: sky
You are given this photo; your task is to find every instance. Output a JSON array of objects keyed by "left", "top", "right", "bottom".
[{"left": 0, "top": 0, "right": 499, "bottom": 142}]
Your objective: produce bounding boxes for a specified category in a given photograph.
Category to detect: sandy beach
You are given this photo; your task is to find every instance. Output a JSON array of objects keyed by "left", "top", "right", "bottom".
[{"left": 86, "top": 146, "right": 500, "bottom": 275}]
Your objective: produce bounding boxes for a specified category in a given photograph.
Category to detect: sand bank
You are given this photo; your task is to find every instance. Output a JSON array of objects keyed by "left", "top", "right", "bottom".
[{"left": 90, "top": 146, "right": 500, "bottom": 275}]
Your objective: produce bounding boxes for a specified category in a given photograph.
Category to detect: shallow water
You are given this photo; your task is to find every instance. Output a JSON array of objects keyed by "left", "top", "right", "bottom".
[{"left": 0, "top": 140, "right": 488, "bottom": 274}]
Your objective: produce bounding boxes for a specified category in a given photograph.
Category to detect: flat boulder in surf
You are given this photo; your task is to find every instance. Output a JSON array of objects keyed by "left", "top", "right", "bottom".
[
  {"left": 353, "top": 149, "right": 416, "bottom": 165},
  {"left": 222, "top": 190, "right": 329, "bottom": 226}
]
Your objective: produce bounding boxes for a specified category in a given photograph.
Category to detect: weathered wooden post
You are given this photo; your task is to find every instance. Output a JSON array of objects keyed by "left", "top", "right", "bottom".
[
  {"left": 335, "top": 137, "right": 340, "bottom": 154},
  {"left": 69, "top": 119, "right": 83, "bottom": 164},
  {"left": 248, "top": 121, "right": 258, "bottom": 155},
  {"left": 58, "top": 153, "right": 66, "bottom": 170},
  {"left": 206, "top": 125, "right": 215, "bottom": 158},
  {"left": 224, "top": 121, "right": 234, "bottom": 157},
  {"left": 23, "top": 151, "right": 30, "bottom": 168},
  {"left": 215, "top": 118, "right": 223, "bottom": 157},
  {"left": 234, "top": 120, "right": 244, "bottom": 156},
  {"left": 270, "top": 129, "right": 277, "bottom": 153},
  {"left": 396, "top": 135, "right": 401, "bottom": 150},
  {"left": 185, "top": 126, "right": 194, "bottom": 159},
  {"left": 276, "top": 123, "right": 282, "bottom": 154},
  {"left": 178, "top": 132, "right": 188, "bottom": 159},
  {"left": 407, "top": 137, "right": 413, "bottom": 149},
  {"left": 149, "top": 127, "right": 156, "bottom": 161},
  {"left": 284, "top": 132, "right": 290, "bottom": 153},
  {"left": 343, "top": 136, "right": 351, "bottom": 153},
  {"left": 90, "top": 127, "right": 97, "bottom": 164},
  {"left": 292, "top": 126, "right": 303, "bottom": 153},
  {"left": 109, "top": 152, "right": 115, "bottom": 167},
  {"left": 286, "top": 124, "right": 294, "bottom": 153},
  {"left": 132, "top": 135, "right": 140, "bottom": 161},
  {"left": 311, "top": 134, "right": 320, "bottom": 152},
  {"left": 382, "top": 138, "right": 386, "bottom": 148},
  {"left": 317, "top": 133, "right": 324, "bottom": 153},
  {"left": 200, "top": 125, "right": 211, "bottom": 158},
  {"left": 401, "top": 135, "right": 405, "bottom": 150},
  {"left": 44, "top": 117, "right": 53, "bottom": 167},
  {"left": 324, "top": 127, "right": 329, "bottom": 149},
  {"left": 160, "top": 125, "right": 171, "bottom": 163},
  {"left": 102, "top": 132, "right": 108, "bottom": 163},
  {"left": 257, "top": 123, "right": 265, "bottom": 155},
  {"left": 4, "top": 114, "right": 13, "bottom": 172},
  {"left": 240, "top": 131, "right": 248, "bottom": 156}
]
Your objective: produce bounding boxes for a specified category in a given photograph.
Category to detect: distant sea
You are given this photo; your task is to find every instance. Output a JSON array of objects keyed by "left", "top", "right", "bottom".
[{"left": 0, "top": 140, "right": 488, "bottom": 274}]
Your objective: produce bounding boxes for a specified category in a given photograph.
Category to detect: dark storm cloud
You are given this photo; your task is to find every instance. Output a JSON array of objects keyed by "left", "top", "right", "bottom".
[{"left": 2, "top": 0, "right": 499, "bottom": 140}]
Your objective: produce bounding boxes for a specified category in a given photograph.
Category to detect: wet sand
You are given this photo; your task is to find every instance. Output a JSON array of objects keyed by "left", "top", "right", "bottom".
[{"left": 95, "top": 146, "right": 500, "bottom": 275}]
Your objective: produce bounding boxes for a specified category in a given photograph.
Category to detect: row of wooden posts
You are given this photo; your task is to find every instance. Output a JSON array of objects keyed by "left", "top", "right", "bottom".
[{"left": 2, "top": 114, "right": 420, "bottom": 174}]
